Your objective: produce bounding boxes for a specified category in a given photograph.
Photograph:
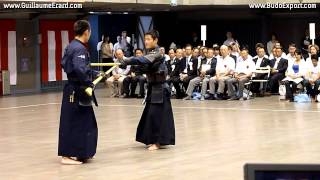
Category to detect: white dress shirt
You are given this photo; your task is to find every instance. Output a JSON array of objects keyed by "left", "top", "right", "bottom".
[
  {"left": 216, "top": 55, "right": 236, "bottom": 75},
  {"left": 273, "top": 57, "right": 281, "bottom": 69},
  {"left": 184, "top": 55, "right": 192, "bottom": 73},
  {"left": 112, "top": 57, "right": 130, "bottom": 76},
  {"left": 235, "top": 58, "right": 256, "bottom": 75},
  {"left": 255, "top": 57, "right": 264, "bottom": 68},
  {"left": 286, "top": 53, "right": 296, "bottom": 66}
]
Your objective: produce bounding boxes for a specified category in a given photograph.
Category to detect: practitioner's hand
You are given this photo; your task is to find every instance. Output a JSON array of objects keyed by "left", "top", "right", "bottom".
[{"left": 98, "top": 71, "right": 105, "bottom": 77}]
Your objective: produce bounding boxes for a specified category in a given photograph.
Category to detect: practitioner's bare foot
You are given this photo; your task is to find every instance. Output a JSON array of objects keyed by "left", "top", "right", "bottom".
[
  {"left": 61, "top": 157, "right": 83, "bottom": 165},
  {"left": 147, "top": 144, "right": 160, "bottom": 151}
]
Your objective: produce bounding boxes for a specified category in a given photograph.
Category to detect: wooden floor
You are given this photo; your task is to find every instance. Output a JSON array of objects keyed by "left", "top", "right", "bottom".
[{"left": 1, "top": 89, "right": 320, "bottom": 180}]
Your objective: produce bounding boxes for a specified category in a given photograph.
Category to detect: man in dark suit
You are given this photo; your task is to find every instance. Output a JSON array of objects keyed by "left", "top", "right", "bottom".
[
  {"left": 251, "top": 47, "right": 270, "bottom": 94},
  {"left": 165, "top": 48, "right": 176, "bottom": 76},
  {"left": 268, "top": 47, "right": 288, "bottom": 94},
  {"left": 169, "top": 48, "right": 185, "bottom": 98},
  {"left": 183, "top": 48, "right": 217, "bottom": 101},
  {"left": 172, "top": 45, "right": 198, "bottom": 98},
  {"left": 122, "top": 48, "right": 147, "bottom": 98}
]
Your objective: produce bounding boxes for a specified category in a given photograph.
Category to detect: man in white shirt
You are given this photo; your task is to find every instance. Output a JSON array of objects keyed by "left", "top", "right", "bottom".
[
  {"left": 209, "top": 45, "right": 236, "bottom": 100},
  {"left": 252, "top": 43, "right": 268, "bottom": 59},
  {"left": 227, "top": 48, "right": 255, "bottom": 100},
  {"left": 106, "top": 49, "right": 131, "bottom": 97}
]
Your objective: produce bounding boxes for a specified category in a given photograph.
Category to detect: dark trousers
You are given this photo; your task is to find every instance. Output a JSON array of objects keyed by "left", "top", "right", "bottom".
[
  {"left": 123, "top": 75, "right": 146, "bottom": 96},
  {"left": 170, "top": 76, "right": 183, "bottom": 98},
  {"left": 268, "top": 73, "right": 285, "bottom": 93},
  {"left": 251, "top": 74, "right": 268, "bottom": 94},
  {"left": 304, "top": 79, "right": 320, "bottom": 98},
  {"left": 284, "top": 80, "right": 299, "bottom": 100},
  {"left": 170, "top": 75, "right": 194, "bottom": 98}
]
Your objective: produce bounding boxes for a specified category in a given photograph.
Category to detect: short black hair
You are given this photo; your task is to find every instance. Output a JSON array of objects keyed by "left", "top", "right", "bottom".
[
  {"left": 311, "top": 54, "right": 318, "bottom": 60},
  {"left": 134, "top": 48, "right": 143, "bottom": 53},
  {"left": 241, "top": 47, "right": 249, "bottom": 53},
  {"left": 289, "top": 43, "right": 296, "bottom": 48},
  {"left": 185, "top": 44, "right": 192, "bottom": 49},
  {"left": 207, "top": 48, "right": 214, "bottom": 52},
  {"left": 145, "top": 29, "right": 159, "bottom": 40},
  {"left": 74, "top": 20, "right": 91, "bottom": 36},
  {"left": 255, "top": 43, "right": 264, "bottom": 49},
  {"left": 212, "top": 44, "right": 220, "bottom": 50},
  {"left": 294, "top": 49, "right": 302, "bottom": 55}
]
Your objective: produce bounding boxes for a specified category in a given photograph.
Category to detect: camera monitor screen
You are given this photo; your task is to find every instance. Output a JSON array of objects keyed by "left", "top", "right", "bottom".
[{"left": 244, "top": 164, "right": 320, "bottom": 180}]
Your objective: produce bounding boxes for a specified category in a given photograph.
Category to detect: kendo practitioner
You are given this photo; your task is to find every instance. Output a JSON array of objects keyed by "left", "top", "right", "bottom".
[
  {"left": 58, "top": 20, "right": 102, "bottom": 165},
  {"left": 120, "top": 30, "right": 175, "bottom": 151}
]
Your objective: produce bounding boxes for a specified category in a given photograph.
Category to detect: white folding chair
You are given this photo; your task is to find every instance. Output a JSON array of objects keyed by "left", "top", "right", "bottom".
[{"left": 245, "top": 66, "right": 271, "bottom": 99}]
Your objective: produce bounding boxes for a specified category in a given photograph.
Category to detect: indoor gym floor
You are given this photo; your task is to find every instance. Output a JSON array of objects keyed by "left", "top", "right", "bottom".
[{"left": 0, "top": 89, "right": 320, "bottom": 180}]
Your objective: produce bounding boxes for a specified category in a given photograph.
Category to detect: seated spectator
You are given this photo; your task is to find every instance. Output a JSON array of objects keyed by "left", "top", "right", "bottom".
[
  {"left": 160, "top": 47, "right": 170, "bottom": 61},
  {"left": 269, "top": 47, "right": 277, "bottom": 60},
  {"left": 122, "top": 48, "right": 147, "bottom": 98},
  {"left": 209, "top": 45, "right": 236, "bottom": 100},
  {"left": 212, "top": 44, "right": 221, "bottom": 59},
  {"left": 165, "top": 48, "right": 176, "bottom": 77},
  {"left": 251, "top": 47, "right": 270, "bottom": 94},
  {"left": 227, "top": 48, "right": 255, "bottom": 100},
  {"left": 106, "top": 49, "right": 130, "bottom": 97},
  {"left": 253, "top": 43, "right": 268, "bottom": 59},
  {"left": 228, "top": 45, "right": 238, "bottom": 63},
  {"left": 183, "top": 48, "right": 217, "bottom": 101},
  {"left": 306, "top": 44, "right": 320, "bottom": 65},
  {"left": 268, "top": 47, "right": 288, "bottom": 94},
  {"left": 230, "top": 42, "right": 240, "bottom": 58},
  {"left": 282, "top": 49, "right": 306, "bottom": 102},
  {"left": 169, "top": 48, "right": 185, "bottom": 98},
  {"left": 286, "top": 43, "right": 297, "bottom": 65},
  {"left": 269, "top": 42, "right": 287, "bottom": 59},
  {"left": 304, "top": 54, "right": 320, "bottom": 101},
  {"left": 198, "top": 47, "right": 208, "bottom": 69},
  {"left": 173, "top": 44, "right": 198, "bottom": 98}
]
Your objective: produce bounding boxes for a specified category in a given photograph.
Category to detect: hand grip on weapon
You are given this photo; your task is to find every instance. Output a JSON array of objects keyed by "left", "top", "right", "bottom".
[{"left": 85, "top": 63, "right": 120, "bottom": 96}]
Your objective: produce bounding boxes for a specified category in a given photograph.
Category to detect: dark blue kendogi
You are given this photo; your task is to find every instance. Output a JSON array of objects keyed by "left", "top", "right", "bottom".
[
  {"left": 121, "top": 47, "right": 175, "bottom": 146},
  {"left": 58, "top": 39, "right": 99, "bottom": 159}
]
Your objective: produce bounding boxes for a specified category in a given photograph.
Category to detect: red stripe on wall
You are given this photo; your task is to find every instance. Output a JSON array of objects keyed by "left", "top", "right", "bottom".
[
  {"left": 40, "top": 30, "right": 49, "bottom": 82},
  {"left": 40, "top": 20, "right": 74, "bottom": 83},
  {"left": 0, "top": 20, "right": 15, "bottom": 71},
  {"left": 55, "top": 31, "right": 62, "bottom": 81},
  {"left": 0, "top": 31, "right": 8, "bottom": 71}
]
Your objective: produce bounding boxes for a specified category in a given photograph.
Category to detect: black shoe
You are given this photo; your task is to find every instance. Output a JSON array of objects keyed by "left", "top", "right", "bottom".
[
  {"left": 205, "top": 94, "right": 215, "bottom": 100},
  {"left": 215, "top": 94, "right": 223, "bottom": 100},
  {"left": 228, "top": 96, "right": 239, "bottom": 101},
  {"left": 130, "top": 94, "right": 137, "bottom": 98}
]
